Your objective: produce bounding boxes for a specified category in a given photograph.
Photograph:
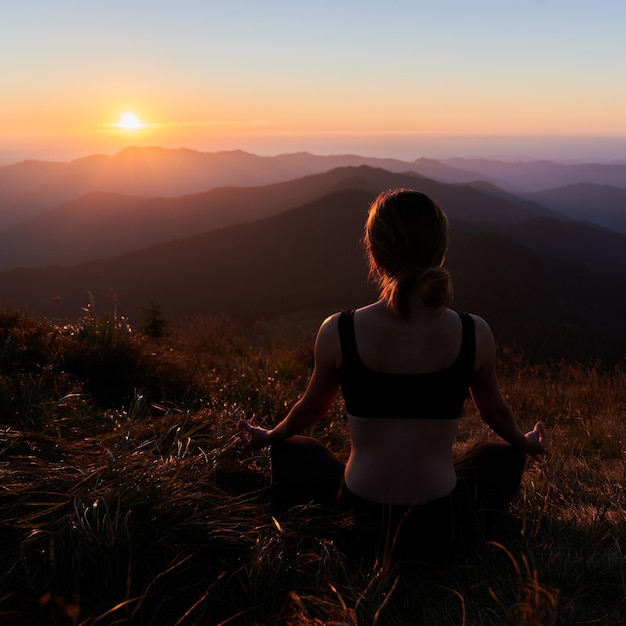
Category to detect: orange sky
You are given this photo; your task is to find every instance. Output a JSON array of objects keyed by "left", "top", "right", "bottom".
[{"left": 3, "top": 1, "right": 626, "bottom": 163}]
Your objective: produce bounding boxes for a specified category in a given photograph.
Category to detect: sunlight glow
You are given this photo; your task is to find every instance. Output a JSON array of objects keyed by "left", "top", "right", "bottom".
[{"left": 117, "top": 112, "right": 145, "bottom": 130}]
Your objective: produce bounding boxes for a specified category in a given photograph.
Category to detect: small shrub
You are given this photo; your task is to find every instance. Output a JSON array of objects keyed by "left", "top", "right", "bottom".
[{"left": 141, "top": 301, "right": 168, "bottom": 339}]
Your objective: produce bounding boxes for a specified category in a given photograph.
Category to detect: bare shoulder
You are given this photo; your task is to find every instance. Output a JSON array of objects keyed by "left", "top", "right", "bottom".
[
  {"left": 318, "top": 311, "right": 341, "bottom": 336},
  {"left": 315, "top": 312, "right": 342, "bottom": 366},
  {"left": 468, "top": 313, "right": 494, "bottom": 340},
  {"left": 468, "top": 314, "right": 497, "bottom": 368}
]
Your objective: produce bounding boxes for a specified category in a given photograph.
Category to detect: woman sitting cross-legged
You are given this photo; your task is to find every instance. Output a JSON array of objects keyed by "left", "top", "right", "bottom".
[{"left": 238, "top": 188, "right": 547, "bottom": 565}]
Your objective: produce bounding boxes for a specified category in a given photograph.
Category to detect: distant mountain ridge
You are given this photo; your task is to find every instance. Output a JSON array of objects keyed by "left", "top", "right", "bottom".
[
  {"left": 0, "top": 147, "right": 438, "bottom": 229},
  {"left": 0, "top": 166, "right": 560, "bottom": 270},
  {"left": 1, "top": 182, "right": 625, "bottom": 364},
  {"left": 2, "top": 148, "right": 625, "bottom": 364},
  {"left": 2, "top": 146, "right": 625, "bottom": 231},
  {"left": 441, "top": 158, "right": 626, "bottom": 192},
  {"left": 523, "top": 183, "right": 626, "bottom": 233}
]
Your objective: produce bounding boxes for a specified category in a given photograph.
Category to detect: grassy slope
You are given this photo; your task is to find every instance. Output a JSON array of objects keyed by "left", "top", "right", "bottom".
[{"left": 0, "top": 309, "right": 624, "bottom": 625}]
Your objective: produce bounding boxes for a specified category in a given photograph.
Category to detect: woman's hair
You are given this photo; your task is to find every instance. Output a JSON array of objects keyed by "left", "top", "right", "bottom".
[{"left": 364, "top": 188, "right": 453, "bottom": 318}]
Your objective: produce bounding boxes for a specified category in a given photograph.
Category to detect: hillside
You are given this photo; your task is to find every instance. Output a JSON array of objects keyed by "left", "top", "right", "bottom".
[
  {"left": 0, "top": 167, "right": 426, "bottom": 269},
  {"left": 442, "top": 158, "right": 626, "bottom": 192},
  {"left": 0, "top": 189, "right": 377, "bottom": 322},
  {"left": 4, "top": 146, "right": 624, "bottom": 232},
  {"left": 523, "top": 183, "right": 626, "bottom": 233},
  {"left": 0, "top": 147, "right": 455, "bottom": 230},
  {"left": 0, "top": 166, "right": 557, "bottom": 270},
  {"left": 1, "top": 307, "right": 624, "bottom": 624},
  {"left": 483, "top": 216, "right": 626, "bottom": 277},
  {"left": 1, "top": 186, "right": 625, "bottom": 364},
  {"left": 449, "top": 222, "right": 626, "bottom": 362}
]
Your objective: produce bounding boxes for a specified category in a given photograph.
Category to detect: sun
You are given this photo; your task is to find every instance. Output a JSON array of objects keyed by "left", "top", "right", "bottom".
[{"left": 117, "top": 112, "right": 145, "bottom": 130}]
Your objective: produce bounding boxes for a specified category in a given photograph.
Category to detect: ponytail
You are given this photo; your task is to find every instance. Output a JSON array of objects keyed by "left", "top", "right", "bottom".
[
  {"left": 364, "top": 189, "right": 453, "bottom": 319},
  {"left": 378, "top": 266, "right": 453, "bottom": 318}
]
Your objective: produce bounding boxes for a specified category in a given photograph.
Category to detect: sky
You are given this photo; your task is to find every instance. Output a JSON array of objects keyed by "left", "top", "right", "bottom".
[{"left": 2, "top": 0, "right": 626, "bottom": 164}]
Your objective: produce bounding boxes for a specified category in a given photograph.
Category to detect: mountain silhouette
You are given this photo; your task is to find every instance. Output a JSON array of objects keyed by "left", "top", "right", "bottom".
[
  {"left": 523, "top": 183, "right": 626, "bottom": 234},
  {"left": 0, "top": 147, "right": 454, "bottom": 230},
  {"left": 1, "top": 185, "right": 625, "bottom": 364},
  {"left": 7, "top": 146, "right": 621, "bottom": 231},
  {"left": 0, "top": 166, "right": 557, "bottom": 270},
  {"left": 441, "top": 158, "right": 626, "bottom": 192}
]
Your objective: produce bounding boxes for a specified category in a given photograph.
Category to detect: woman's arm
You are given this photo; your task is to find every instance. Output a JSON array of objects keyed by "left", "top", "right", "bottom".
[
  {"left": 469, "top": 315, "right": 547, "bottom": 455},
  {"left": 238, "top": 314, "right": 341, "bottom": 450}
]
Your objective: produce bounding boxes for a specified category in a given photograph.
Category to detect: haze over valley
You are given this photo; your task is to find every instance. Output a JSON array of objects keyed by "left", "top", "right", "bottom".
[{"left": 1, "top": 147, "right": 625, "bottom": 365}]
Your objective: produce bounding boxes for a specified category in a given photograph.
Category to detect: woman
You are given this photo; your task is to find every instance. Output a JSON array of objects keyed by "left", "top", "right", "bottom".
[{"left": 238, "top": 188, "right": 547, "bottom": 563}]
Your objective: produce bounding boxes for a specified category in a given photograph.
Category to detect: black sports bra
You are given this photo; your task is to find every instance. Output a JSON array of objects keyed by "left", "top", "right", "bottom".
[{"left": 338, "top": 310, "right": 476, "bottom": 419}]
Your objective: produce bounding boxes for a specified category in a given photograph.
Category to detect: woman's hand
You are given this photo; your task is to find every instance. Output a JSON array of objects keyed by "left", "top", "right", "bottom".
[
  {"left": 238, "top": 419, "right": 272, "bottom": 451},
  {"left": 524, "top": 421, "right": 547, "bottom": 455}
]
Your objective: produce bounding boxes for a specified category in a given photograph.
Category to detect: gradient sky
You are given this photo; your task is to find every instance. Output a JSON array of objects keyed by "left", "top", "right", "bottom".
[{"left": 3, "top": 0, "right": 626, "bottom": 163}]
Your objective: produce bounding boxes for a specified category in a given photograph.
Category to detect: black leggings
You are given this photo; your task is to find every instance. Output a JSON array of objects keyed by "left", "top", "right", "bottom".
[{"left": 270, "top": 436, "right": 526, "bottom": 563}]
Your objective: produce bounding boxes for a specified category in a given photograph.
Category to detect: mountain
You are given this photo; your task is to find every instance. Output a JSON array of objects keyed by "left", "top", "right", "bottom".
[
  {"left": 1, "top": 186, "right": 625, "bottom": 364},
  {"left": 0, "top": 189, "right": 377, "bottom": 322},
  {"left": 523, "top": 183, "right": 626, "bottom": 233},
  {"left": 5, "top": 146, "right": 586, "bottom": 233},
  {"left": 448, "top": 222, "right": 626, "bottom": 363},
  {"left": 0, "top": 166, "right": 557, "bottom": 270},
  {"left": 408, "top": 158, "right": 490, "bottom": 185},
  {"left": 0, "top": 160, "right": 68, "bottom": 227},
  {"left": 0, "top": 147, "right": 465, "bottom": 230},
  {"left": 441, "top": 158, "right": 626, "bottom": 192},
  {"left": 3, "top": 145, "right": 624, "bottom": 239},
  {"left": 0, "top": 166, "right": 427, "bottom": 269}
]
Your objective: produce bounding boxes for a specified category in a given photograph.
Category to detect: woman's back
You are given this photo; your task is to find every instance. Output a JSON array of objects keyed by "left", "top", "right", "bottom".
[
  {"left": 238, "top": 187, "right": 546, "bottom": 563},
  {"left": 345, "top": 302, "right": 467, "bottom": 374},
  {"left": 339, "top": 301, "right": 475, "bottom": 504}
]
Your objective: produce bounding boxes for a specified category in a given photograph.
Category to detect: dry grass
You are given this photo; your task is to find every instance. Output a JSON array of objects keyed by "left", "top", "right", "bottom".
[{"left": 0, "top": 308, "right": 624, "bottom": 624}]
